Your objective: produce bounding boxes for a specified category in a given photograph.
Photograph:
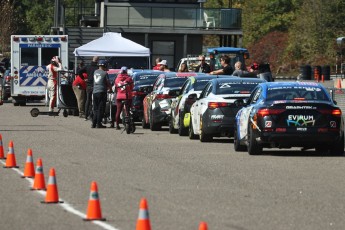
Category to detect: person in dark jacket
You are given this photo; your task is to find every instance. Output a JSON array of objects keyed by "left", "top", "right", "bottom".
[
  {"left": 91, "top": 60, "right": 111, "bottom": 128},
  {"left": 195, "top": 55, "right": 211, "bottom": 73},
  {"left": 84, "top": 56, "right": 99, "bottom": 120}
]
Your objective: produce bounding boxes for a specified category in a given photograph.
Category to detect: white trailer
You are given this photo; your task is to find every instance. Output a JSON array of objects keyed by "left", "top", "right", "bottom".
[{"left": 10, "top": 35, "right": 68, "bottom": 106}]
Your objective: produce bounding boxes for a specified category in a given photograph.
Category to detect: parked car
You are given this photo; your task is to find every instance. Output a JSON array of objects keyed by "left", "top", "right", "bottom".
[
  {"left": 169, "top": 74, "right": 223, "bottom": 135},
  {"left": 234, "top": 82, "right": 344, "bottom": 155},
  {"left": 1, "top": 69, "right": 11, "bottom": 101},
  {"left": 189, "top": 77, "right": 265, "bottom": 142},
  {"left": 142, "top": 72, "right": 198, "bottom": 130},
  {"left": 131, "top": 70, "right": 163, "bottom": 121}
]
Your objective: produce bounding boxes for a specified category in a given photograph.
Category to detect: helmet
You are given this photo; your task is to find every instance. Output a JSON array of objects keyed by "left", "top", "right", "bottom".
[
  {"left": 120, "top": 66, "right": 128, "bottom": 74},
  {"left": 98, "top": 60, "right": 107, "bottom": 67}
]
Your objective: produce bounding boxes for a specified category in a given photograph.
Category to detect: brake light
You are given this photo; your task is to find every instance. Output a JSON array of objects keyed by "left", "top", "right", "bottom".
[
  {"left": 13, "top": 36, "right": 19, "bottom": 41},
  {"left": 208, "top": 102, "right": 228, "bottom": 109},
  {"left": 318, "top": 109, "right": 342, "bottom": 117},
  {"left": 61, "top": 36, "right": 67, "bottom": 41},
  {"left": 257, "top": 108, "right": 285, "bottom": 117},
  {"left": 155, "top": 94, "right": 172, "bottom": 100},
  {"left": 132, "top": 91, "right": 146, "bottom": 97},
  {"left": 36, "top": 37, "right": 43, "bottom": 42},
  {"left": 5, "top": 76, "right": 11, "bottom": 82}
]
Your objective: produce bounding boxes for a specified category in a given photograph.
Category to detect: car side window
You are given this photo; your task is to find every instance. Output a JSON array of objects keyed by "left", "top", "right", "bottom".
[
  {"left": 200, "top": 82, "right": 211, "bottom": 99},
  {"left": 153, "top": 77, "right": 162, "bottom": 91},
  {"left": 181, "top": 80, "right": 191, "bottom": 95},
  {"left": 205, "top": 84, "right": 213, "bottom": 97},
  {"left": 250, "top": 87, "right": 262, "bottom": 104}
]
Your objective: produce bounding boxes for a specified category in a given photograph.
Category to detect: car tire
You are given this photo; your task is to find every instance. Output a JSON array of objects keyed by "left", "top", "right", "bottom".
[
  {"left": 149, "top": 111, "right": 161, "bottom": 131},
  {"left": 199, "top": 118, "right": 212, "bottom": 142},
  {"left": 178, "top": 113, "right": 188, "bottom": 136},
  {"left": 141, "top": 117, "right": 149, "bottom": 129},
  {"left": 169, "top": 118, "right": 178, "bottom": 134},
  {"left": 330, "top": 132, "right": 344, "bottom": 156},
  {"left": 247, "top": 125, "right": 262, "bottom": 155},
  {"left": 189, "top": 120, "right": 197, "bottom": 140},
  {"left": 234, "top": 128, "right": 247, "bottom": 152}
]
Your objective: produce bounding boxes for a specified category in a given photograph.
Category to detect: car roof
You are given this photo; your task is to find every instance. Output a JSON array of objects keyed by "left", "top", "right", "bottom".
[
  {"left": 212, "top": 77, "right": 266, "bottom": 84},
  {"left": 162, "top": 72, "right": 205, "bottom": 79},
  {"left": 261, "top": 81, "right": 325, "bottom": 89}
]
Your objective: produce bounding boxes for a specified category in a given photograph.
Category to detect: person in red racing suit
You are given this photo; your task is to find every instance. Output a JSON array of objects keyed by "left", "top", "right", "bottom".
[
  {"left": 46, "top": 56, "right": 62, "bottom": 112},
  {"left": 115, "top": 66, "right": 134, "bottom": 130}
]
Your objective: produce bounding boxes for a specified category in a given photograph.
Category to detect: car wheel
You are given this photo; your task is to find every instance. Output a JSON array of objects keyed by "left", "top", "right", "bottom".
[
  {"left": 329, "top": 132, "right": 344, "bottom": 156},
  {"left": 189, "top": 120, "right": 197, "bottom": 140},
  {"left": 149, "top": 111, "right": 160, "bottom": 131},
  {"left": 178, "top": 113, "right": 188, "bottom": 136},
  {"left": 169, "top": 117, "right": 178, "bottom": 134},
  {"left": 141, "top": 117, "right": 149, "bottom": 129},
  {"left": 234, "top": 128, "right": 247, "bottom": 152},
  {"left": 247, "top": 125, "right": 262, "bottom": 155},
  {"left": 199, "top": 118, "right": 212, "bottom": 142}
]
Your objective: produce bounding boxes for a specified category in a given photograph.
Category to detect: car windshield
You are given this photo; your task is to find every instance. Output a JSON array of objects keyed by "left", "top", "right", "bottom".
[
  {"left": 194, "top": 79, "right": 213, "bottom": 91},
  {"left": 266, "top": 86, "right": 330, "bottom": 101},
  {"left": 216, "top": 82, "right": 259, "bottom": 95},
  {"left": 133, "top": 74, "right": 160, "bottom": 86},
  {"left": 165, "top": 77, "right": 188, "bottom": 87}
]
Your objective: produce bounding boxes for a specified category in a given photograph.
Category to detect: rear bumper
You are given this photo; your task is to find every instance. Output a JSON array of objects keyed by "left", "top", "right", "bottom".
[
  {"left": 259, "top": 131, "right": 342, "bottom": 147},
  {"left": 203, "top": 117, "right": 236, "bottom": 137}
]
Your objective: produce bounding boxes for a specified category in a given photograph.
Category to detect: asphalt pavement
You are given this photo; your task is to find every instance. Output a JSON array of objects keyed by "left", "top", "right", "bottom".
[{"left": 0, "top": 102, "right": 345, "bottom": 230}]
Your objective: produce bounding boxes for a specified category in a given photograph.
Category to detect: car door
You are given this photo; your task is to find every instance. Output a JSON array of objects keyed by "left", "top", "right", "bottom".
[
  {"left": 143, "top": 75, "right": 164, "bottom": 123},
  {"left": 238, "top": 86, "right": 262, "bottom": 140},
  {"left": 194, "top": 82, "right": 213, "bottom": 134}
]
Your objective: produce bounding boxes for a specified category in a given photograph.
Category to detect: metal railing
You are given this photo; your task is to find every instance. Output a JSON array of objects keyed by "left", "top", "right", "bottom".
[{"left": 65, "top": 6, "right": 242, "bottom": 30}]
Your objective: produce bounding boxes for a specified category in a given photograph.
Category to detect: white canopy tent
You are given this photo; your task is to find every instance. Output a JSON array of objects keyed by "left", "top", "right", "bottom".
[{"left": 73, "top": 32, "right": 151, "bottom": 68}]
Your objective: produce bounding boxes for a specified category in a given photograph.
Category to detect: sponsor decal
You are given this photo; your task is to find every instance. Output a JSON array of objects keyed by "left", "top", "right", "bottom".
[
  {"left": 297, "top": 127, "right": 307, "bottom": 131},
  {"left": 265, "top": 121, "right": 272, "bottom": 127},
  {"left": 330, "top": 121, "right": 336, "bottom": 128},
  {"left": 211, "top": 115, "right": 224, "bottom": 120},
  {"left": 286, "top": 115, "right": 315, "bottom": 126},
  {"left": 286, "top": 106, "right": 316, "bottom": 109}
]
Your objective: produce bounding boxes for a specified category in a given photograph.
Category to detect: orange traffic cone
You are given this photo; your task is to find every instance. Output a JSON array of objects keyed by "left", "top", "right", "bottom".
[
  {"left": 136, "top": 198, "right": 151, "bottom": 230},
  {"left": 41, "top": 168, "right": 63, "bottom": 204},
  {"left": 3, "top": 140, "right": 19, "bottom": 168},
  {"left": 31, "top": 158, "right": 46, "bottom": 190},
  {"left": 21, "top": 149, "right": 35, "bottom": 178},
  {"left": 84, "top": 181, "right": 106, "bottom": 221},
  {"left": 0, "top": 134, "right": 5, "bottom": 159},
  {"left": 199, "top": 222, "right": 208, "bottom": 230},
  {"left": 336, "top": 78, "right": 342, "bottom": 88}
]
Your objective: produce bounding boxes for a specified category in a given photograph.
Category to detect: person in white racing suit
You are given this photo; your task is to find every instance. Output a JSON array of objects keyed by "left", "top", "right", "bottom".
[{"left": 46, "top": 56, "right": 62, "bottom": 112}]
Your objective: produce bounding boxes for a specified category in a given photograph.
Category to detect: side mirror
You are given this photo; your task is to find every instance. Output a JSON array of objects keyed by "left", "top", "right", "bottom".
[
  {"left": 139, "top": 85, "right": 153, "bottom": 94},
  {"left": 187, "top": 93, "right": 198, "bottom": 101},
  {"left": 168, "top": 88, "right": 180, "bottom": 97},
  {"left": 333, "top": 100, "right": 337, "bottom": 105},
  {"left": 234, "top": 98, "right": 249, "bottom": 107}
]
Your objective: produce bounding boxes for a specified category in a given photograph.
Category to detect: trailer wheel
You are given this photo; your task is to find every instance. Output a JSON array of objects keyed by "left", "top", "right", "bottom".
[
  {"left": 30, "top": 108, "right": 39, "bottom": 117},
  {"left": 63, "top": 109, "right": 68, "bottom": 117}
]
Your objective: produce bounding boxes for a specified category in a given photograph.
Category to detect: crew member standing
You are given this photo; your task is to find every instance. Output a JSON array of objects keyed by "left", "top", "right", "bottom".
[
  {"left": 115, "top": 66, "right": 134, "bottom": 130},
  {"left": 47, "top": 56, "right": 62, "bottom": 112},
  {"left": 84, "top": 56, "right": 99, "bottom": 120},
  {"left": 92, "top": 60, "right": 111, "bottom": 128}
]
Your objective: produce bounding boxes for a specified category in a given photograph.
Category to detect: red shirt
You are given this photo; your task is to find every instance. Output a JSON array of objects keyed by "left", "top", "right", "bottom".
[
  {"left": 153, "top": 65, "right": 161, "bottom": 70},
  {"left": 72, "top": 75, "right": 87, "bottom": 90}
]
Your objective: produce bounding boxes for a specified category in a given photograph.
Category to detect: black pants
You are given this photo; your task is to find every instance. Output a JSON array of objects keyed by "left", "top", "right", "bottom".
[
  {"left": 85, "top": 87, "right": 93, "bottom": 118},
  {"left": 92, "top": 92, "right": 107, "bottom": 127}
]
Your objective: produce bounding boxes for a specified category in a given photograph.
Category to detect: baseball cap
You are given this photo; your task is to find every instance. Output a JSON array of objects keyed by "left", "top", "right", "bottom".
[
  {"left": 158, "top": 60, "right": 167, "bottom": 66},
  {"left": 120, "top": 66, "right": 128, "bottom": 73},
  {"left": 98, "top": 60, "right": 107, "bottom": 66}
]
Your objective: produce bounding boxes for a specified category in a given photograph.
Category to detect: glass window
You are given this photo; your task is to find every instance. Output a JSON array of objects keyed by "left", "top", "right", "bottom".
[
  {"left": 21, "top": 48, "right": 38, "bottom": 66},
  {"left": 165, "top": 77, "right": 187, "bottom": 88},
  {"left": 41, "top": 48, "right": 59, "bottom": 66},
  {"left": 152, "top": 41, "right": 175, "bottom": 69}
]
